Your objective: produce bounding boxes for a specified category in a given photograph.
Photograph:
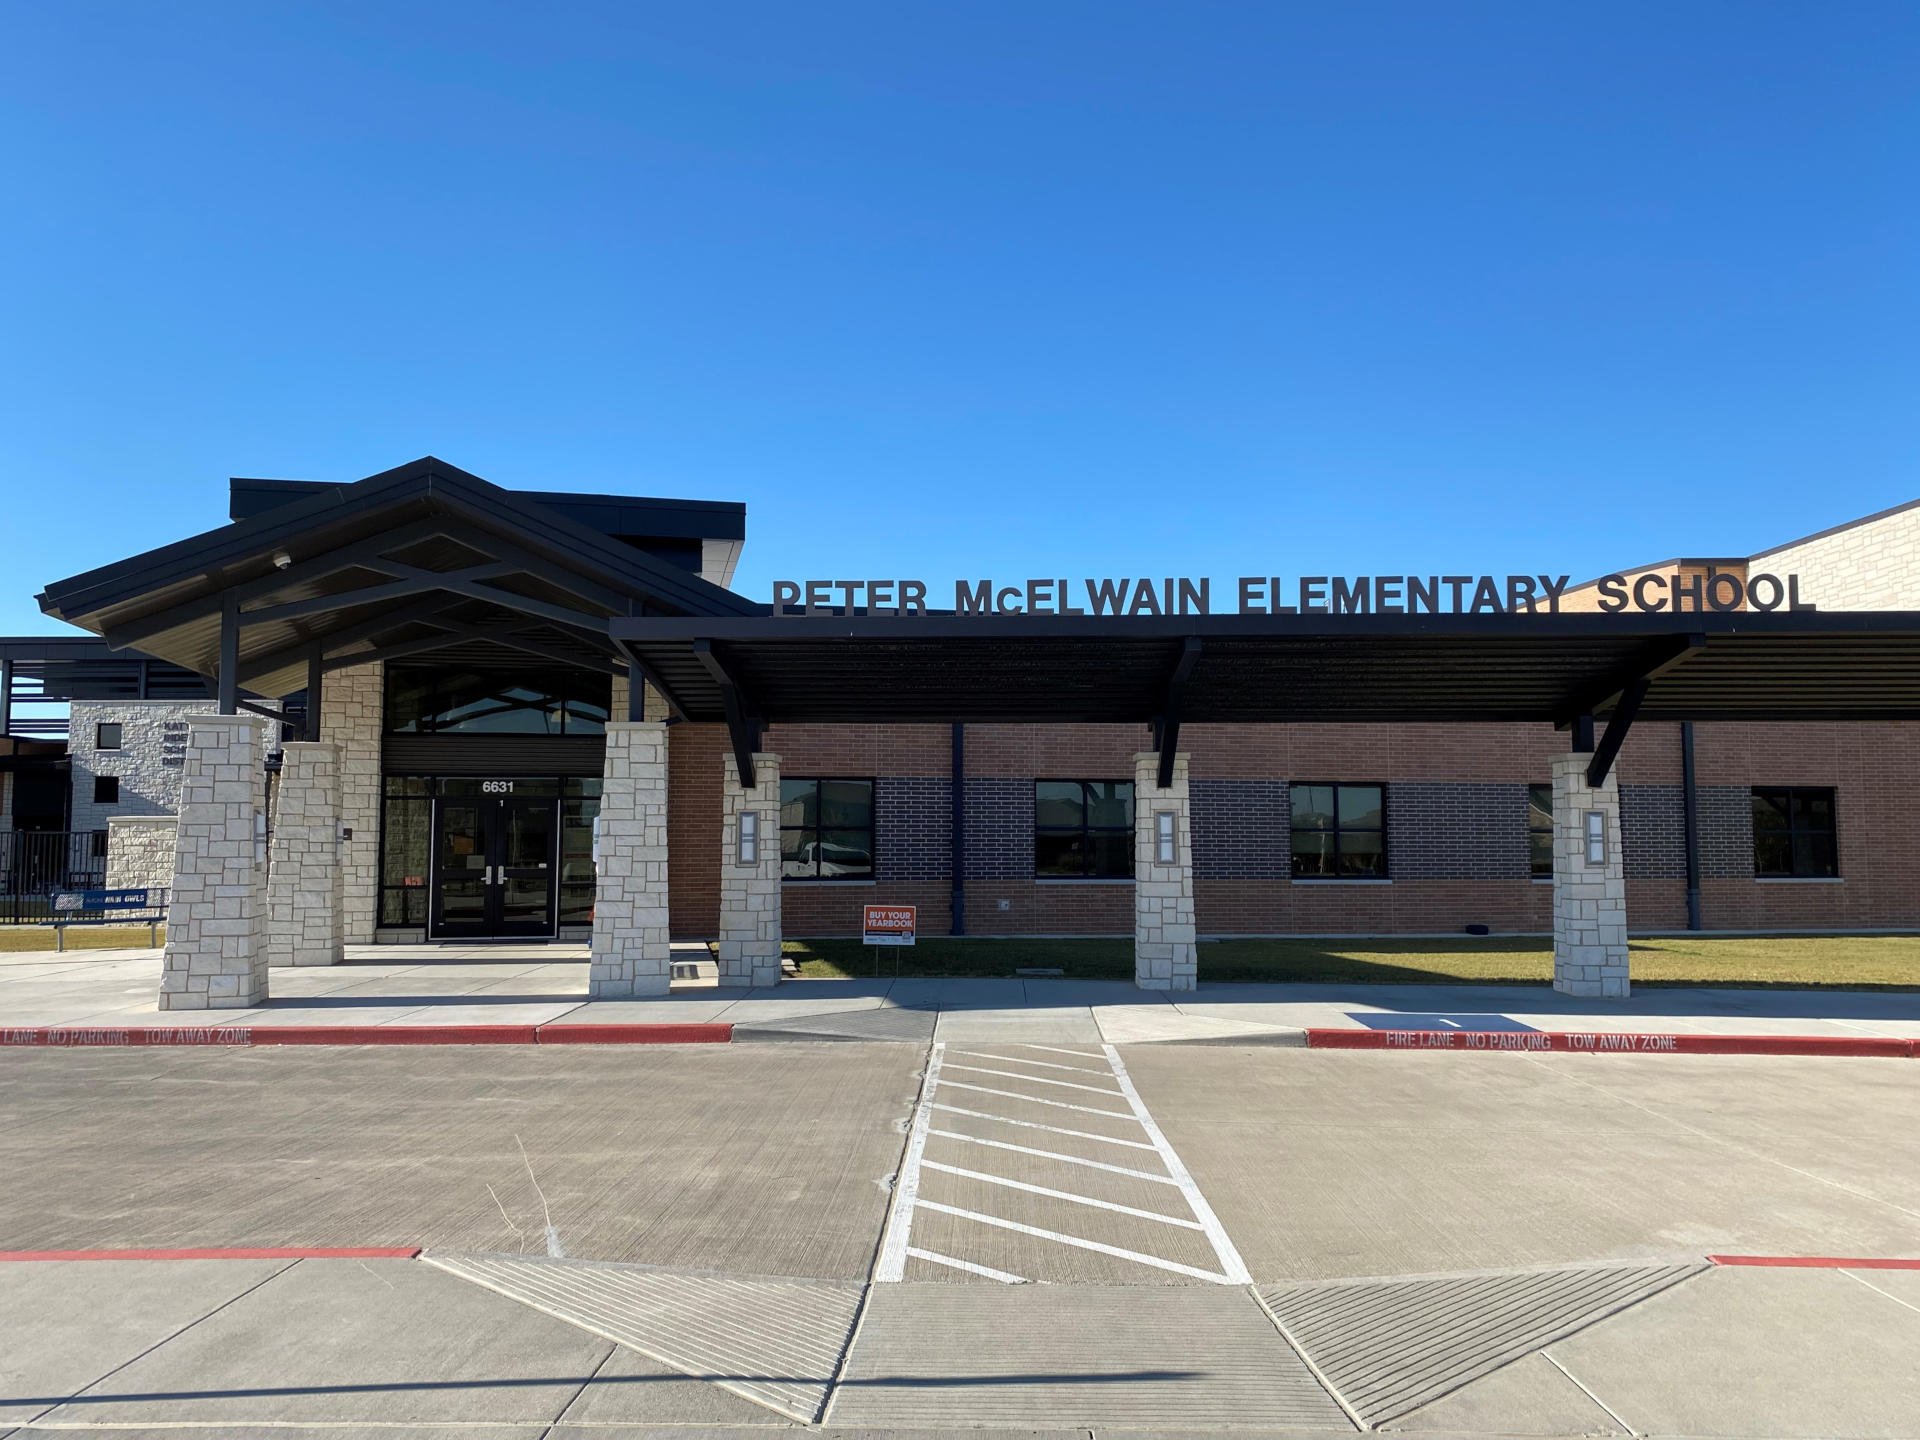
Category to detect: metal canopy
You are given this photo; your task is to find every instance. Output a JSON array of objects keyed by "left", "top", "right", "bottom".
[
  {"left": 36, "top": 456, "right": 758, "bottom": 703},
  {"left": 612, "top": 610, "right": 1920, "bottom": 789}
]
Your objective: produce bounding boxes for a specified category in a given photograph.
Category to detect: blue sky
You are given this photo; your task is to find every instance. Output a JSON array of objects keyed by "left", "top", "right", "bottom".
[{"left": 2, "top": 1, "right": 1915, "bottom": 633}]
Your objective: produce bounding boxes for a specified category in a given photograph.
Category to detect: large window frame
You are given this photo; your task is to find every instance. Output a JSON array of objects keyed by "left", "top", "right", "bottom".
[
  {"left": 1034, "top": 779, "right": 1135, "bottom": 880},
  {"left": 383, "top": 665, "right": 611, "bottom": 737},
  {"left": 1751, "top": 786, "right": 1839, "bottom": 879},
  {"left": 780, "top": 778, "right": 876, "bottom": 882},
  {"left": 1289, "top": 782, "right": 1388, "bottom": 880},
  {"left": 1528, "top": 783, "right": 1554, "bottom": 878}
]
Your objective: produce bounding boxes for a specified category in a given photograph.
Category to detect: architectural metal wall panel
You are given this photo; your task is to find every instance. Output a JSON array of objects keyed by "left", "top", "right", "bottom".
[
  {"left": 1260, "top": 1262, "right": 1704, "bottom": 1427},
  {"left": 827, "top": 1283, "right": 1352, "bottom": 1430},
  {"left": 425, "top": 1251, "right": 864, "bottom": 1423}
]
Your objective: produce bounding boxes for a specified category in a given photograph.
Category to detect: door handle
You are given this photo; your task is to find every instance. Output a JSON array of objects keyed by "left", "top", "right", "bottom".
[{"left": 481, "top": 865, "right": 494, "bottom": 884}]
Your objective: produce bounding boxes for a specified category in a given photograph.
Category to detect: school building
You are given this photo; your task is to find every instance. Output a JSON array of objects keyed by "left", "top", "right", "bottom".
[{"left": 6, "top": 457, "right": 1918, "bottom": 1008}]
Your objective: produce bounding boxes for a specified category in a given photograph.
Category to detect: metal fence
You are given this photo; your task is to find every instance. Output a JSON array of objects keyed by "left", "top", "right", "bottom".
[{"left": 1, "top": 830, "right": 109, "bottom": 924}]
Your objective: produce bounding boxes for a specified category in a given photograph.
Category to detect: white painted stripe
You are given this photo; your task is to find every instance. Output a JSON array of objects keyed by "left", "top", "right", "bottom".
[
  {"left": 928, "top": 1102, "right": 1160, "bottom": 1151},
  {"left": 1019, "top": 1043, "right": 1109, "bottom": 1058},
  {"left": 904, "top": 1246, "right": 1026, "bottom": 1284},
  {"left": 874, "top": 1042, "right": 944, "bottom": 1282},
  {"left": 927, "top": 1127, "right": 1179, "bottom": 1183},
  {"left": 915, "top": 1200, "right": 1233, "bottom": 1282},
  {"left": 952, "top": 1050, "right": 1114, "bottom": 1076},
  {"left": 936, "top": 1079, "right": 1136, "bottom": 1119},
  {"left": 941, "top": 1063, "right": 1128, "bottom": 1097},
  {"left": 919, "top": 1159, "right": 1204, "bottom": 1228},
  {"left": 1102, "top": 1042, "right": 1252, "bottom": 1285}
]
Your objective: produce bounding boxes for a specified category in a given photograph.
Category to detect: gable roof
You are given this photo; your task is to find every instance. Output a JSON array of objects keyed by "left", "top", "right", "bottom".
[{"left": 38, "top": 456, "right": 759, "bottom": 696}]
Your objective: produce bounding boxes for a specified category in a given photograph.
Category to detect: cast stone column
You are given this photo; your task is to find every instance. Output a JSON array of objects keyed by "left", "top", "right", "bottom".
[
  {"left": 158, "top": 713, "right": 273, "bottom": 1010},
  {"left": 1551, "top": 751, "right": 1630, "bottom": 997},
  {"left": 1132, "top": 751, "right": 1197, "bottom": 991},
  {"left": 590, "top": 719, "right": 672, "bottom": 997},
  {"left": 717, "top": 751, "right": 782, "bottom": 987},
  {"left": 265, "top": 741, "right": 344, "bottom": 967}
]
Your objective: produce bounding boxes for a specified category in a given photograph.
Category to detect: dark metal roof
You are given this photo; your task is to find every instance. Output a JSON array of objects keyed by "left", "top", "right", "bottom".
[
  {"left": 38, "top": 456, "right": 758, "bottom": 698},
  {"left": 229, "top": 476, "right": 747, "bottom": 541},
  {"left": 611, "top": 611, "right": 1920, "bottom": 727}
]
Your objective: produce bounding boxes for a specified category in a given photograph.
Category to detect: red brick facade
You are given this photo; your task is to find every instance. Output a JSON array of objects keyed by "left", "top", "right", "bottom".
[{"left": 663, "top": 716, "right": 1920, "bottom": 939}]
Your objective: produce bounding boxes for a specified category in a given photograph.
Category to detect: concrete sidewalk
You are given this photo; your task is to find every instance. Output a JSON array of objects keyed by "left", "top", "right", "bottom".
[
  {"left": 4, "top": 943, "right": 1920, "bottom": 1046},
  {"left": 4, "top": 1253, "right": 1918, "bottom": 1437}
]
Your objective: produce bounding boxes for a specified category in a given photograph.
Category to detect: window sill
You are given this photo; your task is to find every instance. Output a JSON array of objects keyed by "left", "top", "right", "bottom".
[
  {"left": 1291, "top": 878, "right": 1393, "bottom": 886},
  {"left": 1531, "top": 876, "right": 1553, "bottom": 885},
  {"left": 1034, "top": 877, "right": 1135, "bottom": 886},
  {"left": 782, "top": 878, "right": 877, "bottom": 887},
  {"left": 1753, "top": 876, "right": 1845, "bottom": 884}
]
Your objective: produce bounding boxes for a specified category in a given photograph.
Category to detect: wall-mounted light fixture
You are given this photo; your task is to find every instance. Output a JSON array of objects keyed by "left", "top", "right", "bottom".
[
  {"left": 1584, "top": 810, "right": 1606, "bottom": 865},
  {"left": 1155, "top": 810, "right": 1178, "bottom": 865},
  {"left": 738, "top": 810, "right": 760, "bottom": 866}
]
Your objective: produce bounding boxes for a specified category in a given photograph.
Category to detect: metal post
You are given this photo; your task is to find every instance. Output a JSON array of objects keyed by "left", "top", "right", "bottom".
[
  {"left": 1681, "top": 721, "right": 1702, "bottom": 931},
  {"left": 305, "top": 642, "right": 325, "bottom": 742},
  {"left": 0, "top": 656, "right": 12, "bottom": 738},
  {"left": 217, "top": 593, "right": 239, "bottom": 715},
  {"left": 1570, "top": 713, "right": 1595, "bottom": 752},
  {"left": 138, "top": 659, "right": 151, "bottom": 700}
]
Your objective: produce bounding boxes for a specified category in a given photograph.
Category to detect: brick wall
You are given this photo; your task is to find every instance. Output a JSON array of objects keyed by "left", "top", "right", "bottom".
[{"left": 656, "top": 715, "right": 1920, "bottom": 939}]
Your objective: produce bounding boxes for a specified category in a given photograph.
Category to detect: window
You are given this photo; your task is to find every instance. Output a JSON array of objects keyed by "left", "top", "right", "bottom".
[
  {"left": 780, "top": 779, "right": 875, "bottom": 880},
  {"left": 1528, "top": 784, "right": 1554, "bottom": 877},
  {"left": 1752, "top": 787, "right": 1838, "bottom": 878},
  {"left": 1290, "top": 783, "right": 1387, "bottom": 878},
  {"left": 383, "top": 666, "right": 610, "bottom": 736},
  {"left": 1034, "top": 780, "right": 1134, "bottom": 879},
  {"left": 93, "top": 775, "right": 120, "bottom": 805},
  {"left": 96, "top": 722, "right": 123, "bottom": 750}
]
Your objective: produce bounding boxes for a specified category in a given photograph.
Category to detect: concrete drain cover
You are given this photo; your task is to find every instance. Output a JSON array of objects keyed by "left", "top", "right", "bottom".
[
  {"left": 426, "top": 1251, "right": 863, "bottom": 1423},
  {"left": 827, "top": 1282, "right": 1353, "bottom": 1430},
  {"left": 1261, "top": 1261, "right": 1703, "bottom": 1427}
]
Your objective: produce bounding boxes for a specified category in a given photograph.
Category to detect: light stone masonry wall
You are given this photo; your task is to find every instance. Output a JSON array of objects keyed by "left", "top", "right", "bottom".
[
  {"left": 69, "top": 699, "right": 220, "bottom": 832},
  {"left": 106, "top": 815, "right": 178, "bottom": 894},
  {"left": 322, "top": 663, "right": 383, "bottom": 944},
  {"left": 266, "top": 742, "right": 344, "bottom": 967},
  {"left": 1133, "top": 751, "right": 1197, "bottom": 991},
  {"left": 589, "top": 721, "right": 672, "bottom": 997},
  {"left": 1763, "top": 501, "right": 1920, "bottom": 610},
  {"left": 159, "top": 714, "right": 271, "bottom": 1010},
  {"left": 717, "top": 751, "right": 782, "bottom": 986},
  {"left": 1551, "top": 751, "right": 1629, "bottom": 997}
]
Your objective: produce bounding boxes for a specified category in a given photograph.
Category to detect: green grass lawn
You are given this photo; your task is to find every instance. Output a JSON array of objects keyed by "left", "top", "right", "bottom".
[
  {"left": 0, "top": 924, "right": 166, "bottom": 952},
  {"left": 785, "top": 933, "right": 1920, "bottom": 989}
]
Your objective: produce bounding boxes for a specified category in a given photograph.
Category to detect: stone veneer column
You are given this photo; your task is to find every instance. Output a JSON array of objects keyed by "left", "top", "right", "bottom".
[
  {"left": 1133, "top": 751, "right": 1197, "bottom": 992},
  {"left": 590, "top": 720, "right": 672, "bottom": 997},
  {"left": 717, "top": 751, "right": 782, "bottom": 987},
  {"left": 1551, "top": 751, "right": 1630, "bottom": 997},
  {"left": 159, "top": 713, "right": 272, "bottom": 1010},
  {"left": 322, "top": 663, "right": 383, "bottom": 943},
  {"left": 265, "top": 742, "right": 344, "bottom": 967}
]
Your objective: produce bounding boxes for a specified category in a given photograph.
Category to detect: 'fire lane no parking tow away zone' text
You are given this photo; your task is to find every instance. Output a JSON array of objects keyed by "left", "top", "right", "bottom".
[{"left": 875, "top": 1042, "right": 1251, "bottom": 1284}]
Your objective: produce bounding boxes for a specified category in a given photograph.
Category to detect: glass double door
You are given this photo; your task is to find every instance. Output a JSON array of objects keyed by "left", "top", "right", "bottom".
[{"left": 430, "top": 796, "right": 558, "bottom": 938}]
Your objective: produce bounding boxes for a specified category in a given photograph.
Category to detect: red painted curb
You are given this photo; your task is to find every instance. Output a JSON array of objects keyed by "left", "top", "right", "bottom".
[
  {"left": 0, "top": 1247, "right": 420, "bottom": 1261},
  {"left": 537, "top": 1023, "right": 733, "bottom": 1044},
  {"left": 1304, "top": 1028, "right": 1915, "bottom": 1058},
  {"left": 250, "top": 1025, "right": 540, "bottom": 1046},
  {"left": 1710, "top": 1254, "right": 1920, "bottom": 1269},
  {"left": 0, "top": 1021, "right": 735, "bottom": 1047}
]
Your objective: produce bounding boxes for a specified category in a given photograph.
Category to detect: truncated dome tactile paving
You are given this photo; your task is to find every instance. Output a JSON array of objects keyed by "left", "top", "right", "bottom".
[
  {"left": 825, "top": 1281, "right": 1354, "bottom": 1430},
  {"left": 425, "top": 1251, "right": 865, "bottom": 1423},
  {"left": 1259, "top": 1261, "right": 1705, "bottom": 1428}
]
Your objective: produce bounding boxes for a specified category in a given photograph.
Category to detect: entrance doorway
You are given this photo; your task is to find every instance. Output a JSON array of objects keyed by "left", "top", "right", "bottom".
[{"left": 430, "top": 794, "right": 558, "bottom": 938}]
